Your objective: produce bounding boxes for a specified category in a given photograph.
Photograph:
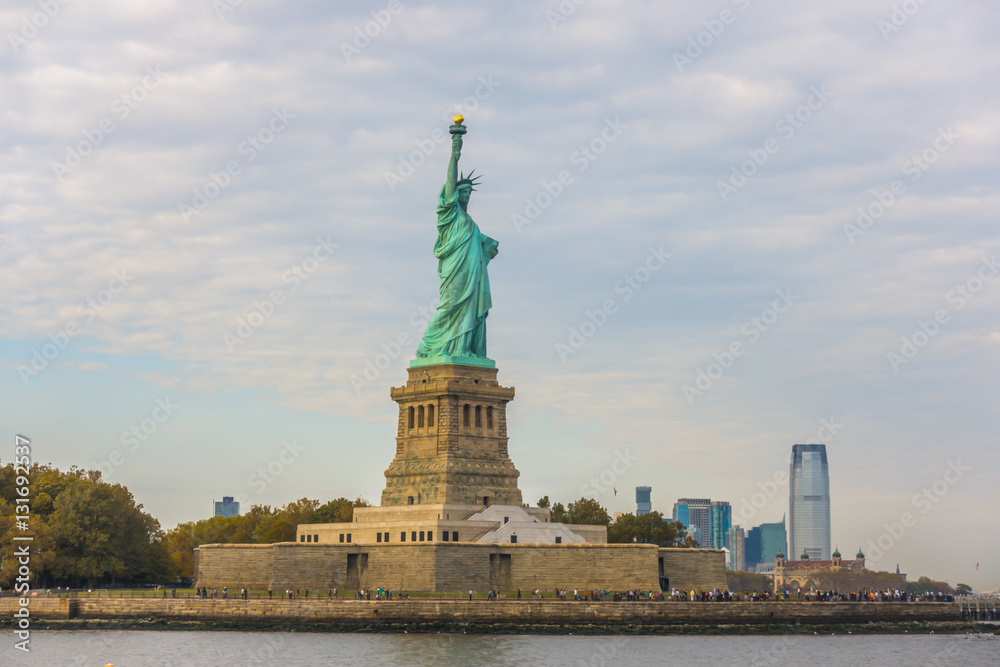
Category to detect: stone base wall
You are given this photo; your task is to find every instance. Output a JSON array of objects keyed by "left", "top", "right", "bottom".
[
  {"left": 0, "top": 597, "right": 72, "bottom": 618},
  {"left": 0, "top": 597, "right": 963, "bottom": 626},
  {"left": 192, "top": 543, "right": 274, "bottom": 590},
  {"left": 658, "top": 548, "right": 728, "bottom": 592},
  {"left": 196, "top": 542, "right": 666, "bottom": 593}
]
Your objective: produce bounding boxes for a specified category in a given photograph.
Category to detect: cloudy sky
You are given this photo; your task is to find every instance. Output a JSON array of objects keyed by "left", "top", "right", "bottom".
[{"left": 2, "top": 1, "right": 997, "bottom": 590}]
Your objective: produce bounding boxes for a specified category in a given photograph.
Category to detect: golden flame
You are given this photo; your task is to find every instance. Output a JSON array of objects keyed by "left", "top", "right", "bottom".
[{"left": 453, "top": 114, "right": 464, "bottom": 124}]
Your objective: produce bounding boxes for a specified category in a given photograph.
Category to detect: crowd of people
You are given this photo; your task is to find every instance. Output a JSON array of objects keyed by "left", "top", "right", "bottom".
[{"left": 190, "top": 585, "right": 957, "bottom": 602}]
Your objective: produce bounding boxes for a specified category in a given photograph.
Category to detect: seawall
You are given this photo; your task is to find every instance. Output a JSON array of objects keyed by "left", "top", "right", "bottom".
[{"left": 0, "top": 597, "right": 962, "bottom": 626}]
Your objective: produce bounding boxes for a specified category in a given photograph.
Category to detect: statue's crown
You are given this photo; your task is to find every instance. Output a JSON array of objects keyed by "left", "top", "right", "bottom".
[{"left": 457, "top": 170, "right": 481, "bottom": 191}]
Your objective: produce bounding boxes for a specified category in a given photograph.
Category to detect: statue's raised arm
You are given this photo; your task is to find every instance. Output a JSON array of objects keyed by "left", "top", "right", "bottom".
[
  {"left": 444, "top": 119, "right": 463, "bottom": 200},
  {"left": 412, "top": 116, "right": 497, "bottom": 367}
]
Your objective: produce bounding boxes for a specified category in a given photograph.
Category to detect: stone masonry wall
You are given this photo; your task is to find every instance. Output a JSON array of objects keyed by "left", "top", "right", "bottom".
[
  {"left": 0, "top": 597, "right": 962, "bottom": 626},
  {"left": 195, "top": 544, "right": 274, "bottom": 590},
  {"left": 659, "top": 548, "right": 728, "bottom": 592},
  {"left": 198, "top": 542, "right": 663, "bottom": 592}
]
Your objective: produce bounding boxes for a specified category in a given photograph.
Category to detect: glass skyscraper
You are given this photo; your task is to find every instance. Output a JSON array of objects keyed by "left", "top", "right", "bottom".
[
  {"left": 727, "top": 525, "right": 746, "bottom": 570},
  {"left": 709, "top": 501, "right": 731, "bottom": 550},
  {"left": 744, "top": 517, "right": 787, "bottom": 569},
  {"left": 635, "top": 486, "right": 651, "bottom": 516},
  {"left": 672, "top": 498, "right": 712, "bottom": 548},
  {"left": 789, "top": 444, "right": 831, "bottom": 560}
]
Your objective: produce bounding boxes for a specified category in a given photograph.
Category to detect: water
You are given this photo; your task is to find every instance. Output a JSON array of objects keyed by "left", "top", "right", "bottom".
[{"left": 4, "top": 630, "right": 998, "bottom": 666}]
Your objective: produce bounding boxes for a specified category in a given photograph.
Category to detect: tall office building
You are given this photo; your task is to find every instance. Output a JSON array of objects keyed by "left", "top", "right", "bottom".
[
  {"left": 673, "top": 498, "right": 711, "bottom": 548},
  {"left": 709, "top": 501, "right": 731, "bottom": 550},
  {"left": 789, "top": 444, "right": 831, "bottom": 560},
  {"left": 727, "top": 525, "right": 746, "bottom": 571},
  {"left": 635, "top": 486, "right": 652, "bottom": 516},
  {"left": 744, "top": 518, "right": 787, "bottom": 570},
  {"left": 214, "top": 495, "right": 240, "bottom": 517}
]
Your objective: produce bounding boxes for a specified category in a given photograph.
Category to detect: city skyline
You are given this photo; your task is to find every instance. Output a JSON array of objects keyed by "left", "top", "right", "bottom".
[{"left": 1, "top": 2, "right": 997, "bottom": 591}]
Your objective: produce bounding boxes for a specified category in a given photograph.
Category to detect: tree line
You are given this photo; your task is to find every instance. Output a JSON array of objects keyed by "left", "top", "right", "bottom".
[
  {"left": 0, "top": 460, "right": 372, "bottom": 587},
  {"left": 0, "top": 462, "right": 165, "bottom": 589},
  {"left": 537, "top": 496, "right": 699, "bottom": 548}
]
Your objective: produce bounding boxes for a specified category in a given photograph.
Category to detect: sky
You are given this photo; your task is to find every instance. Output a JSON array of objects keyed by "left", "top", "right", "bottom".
[{"left": 1, "top": 1, "right": 997, "bottom": 592}]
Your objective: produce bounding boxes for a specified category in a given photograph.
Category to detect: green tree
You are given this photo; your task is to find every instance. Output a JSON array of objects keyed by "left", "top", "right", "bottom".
[
  {"left": 280, "top": 497, "right": 320, "bottom": 526},
  {"left": 47, "top": 479, "right": 163, "bottom": 587},
  {"left": 313, "top": 497, "right": 370, "bottom": 524},
  {"left": 537, "top": 496, "right": 550, "bottom": 509},
  {"left": 563, "top": 498, "right": 611, "bottom": 526},
  {"left": 607, "top": 512, "right": 690, "bottom": 546},
  {"left": 907, "top": 575, "right": 955, "bottom": 595},
  {"left": 164, "top": 496, "right": 375, "bottom": 577},
  {"left": 231, "top": 505, "right": 276, "bottom": 543},
  {"left": 955, "top": 583, "right": 973, "bottom": 596},
  {"left": 163, "top": 526, "right": 197, "bottom": 579}
]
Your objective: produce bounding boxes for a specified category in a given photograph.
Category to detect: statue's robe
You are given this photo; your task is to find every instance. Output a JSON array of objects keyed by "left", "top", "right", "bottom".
[{"left": 416, "top": 186, "right": 496, "bottom": 359}]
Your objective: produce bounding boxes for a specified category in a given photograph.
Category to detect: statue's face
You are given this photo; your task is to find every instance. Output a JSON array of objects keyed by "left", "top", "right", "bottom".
[{"left": 458, "top": 187, "right": 472, "bottom": 205}]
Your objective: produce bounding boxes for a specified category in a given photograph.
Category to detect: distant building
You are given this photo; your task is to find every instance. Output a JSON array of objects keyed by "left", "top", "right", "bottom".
[
  {"left": 673, "top": 498, "right": 711, "bottom": 547},
  {"left": 214, "top": 496, "right": 240, "bottom": 517},
  {"left": 635, "top": 486, "right": 652, "bottom": 516},
  {"left": 745, "top": 518, "right": 787, "bottom": 570},
  {"left": 789, "top": 444, "right": 831, "bottom": 560},
  {"left": 673, "top": 498, "right": 730, "bottom": 549},
  {"left": 709, "top": 501, "right": 731, "bottom": 550},
  {"left": 727, "top": 525, "right": 746, "bottom": 571},
  {"left": 773, "top": 548, "right": 879, "bottom": 592}
]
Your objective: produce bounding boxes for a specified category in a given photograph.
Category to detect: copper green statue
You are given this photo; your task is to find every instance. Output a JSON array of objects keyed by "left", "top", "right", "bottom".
[{"left": 412, "top": 116, "right": 498, "bottom": 368}]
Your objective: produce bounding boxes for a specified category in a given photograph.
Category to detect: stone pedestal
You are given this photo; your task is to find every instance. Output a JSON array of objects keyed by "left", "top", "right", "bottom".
[{"left": 381, "top": 363, "right": 522, "bottom": 507}]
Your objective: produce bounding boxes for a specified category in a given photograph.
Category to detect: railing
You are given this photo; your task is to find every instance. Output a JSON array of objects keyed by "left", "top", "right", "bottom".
[{"left": 959, "top": 595, "right": 999, "bottom": 621}]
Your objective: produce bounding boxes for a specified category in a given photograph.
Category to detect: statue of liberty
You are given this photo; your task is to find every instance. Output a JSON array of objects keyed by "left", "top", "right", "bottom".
[{"left": 414, "top": 116, "right": 498, "bottom": 366}]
